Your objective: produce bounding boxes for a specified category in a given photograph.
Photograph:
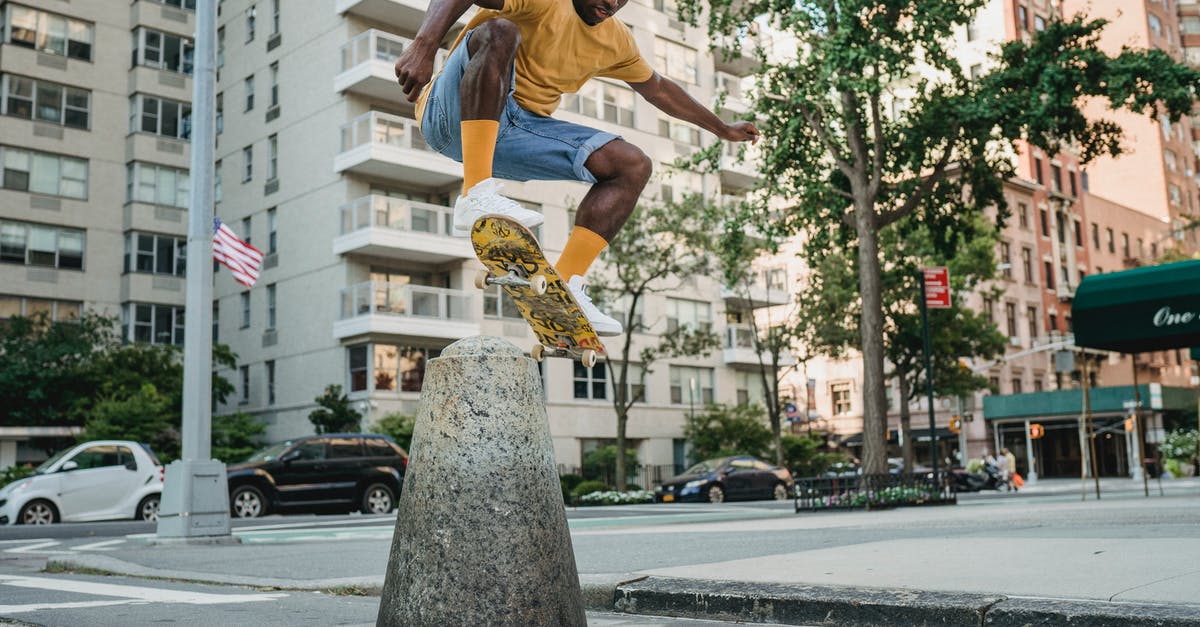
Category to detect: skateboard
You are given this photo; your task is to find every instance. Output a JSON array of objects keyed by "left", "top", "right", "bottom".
[{"left": 470, "top": 215, "right": 606, "bottom": 367}]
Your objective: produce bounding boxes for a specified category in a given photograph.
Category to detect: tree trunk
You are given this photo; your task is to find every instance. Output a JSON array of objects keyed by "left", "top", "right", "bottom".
[
  {"left": 856, "top": 207, "right": 889, "bottom": 475},
  {"left": 898, "top": 371, "right": 914, "bottom": 473},
  {"left": 615, "top": 409, "right": 627, "bottom": 491}
]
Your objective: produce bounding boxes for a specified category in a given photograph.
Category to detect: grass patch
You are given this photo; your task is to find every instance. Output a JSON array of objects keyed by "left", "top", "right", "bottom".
[
  {"left": 41, "top": 562, "right": 121, "bottom": 577},
  {"left": 322, "top": 584, "right": 377, "bottom": 596}
]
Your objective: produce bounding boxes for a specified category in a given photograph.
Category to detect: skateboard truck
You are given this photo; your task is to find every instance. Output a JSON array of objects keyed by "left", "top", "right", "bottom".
[
  {"left": 530, "top": 343, "right": 598, "bottom": 367},
  {"left": 474, "top": 268, "right": 548, "bottom": 295}
]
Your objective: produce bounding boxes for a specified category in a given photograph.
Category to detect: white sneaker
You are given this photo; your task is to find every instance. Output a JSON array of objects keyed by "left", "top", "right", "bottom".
[
  {"left": 566, "top": 275, "right": 623, "bottom": 337},
  {"left": 452, "top": 178, "right": 545, "bottom": 236}
]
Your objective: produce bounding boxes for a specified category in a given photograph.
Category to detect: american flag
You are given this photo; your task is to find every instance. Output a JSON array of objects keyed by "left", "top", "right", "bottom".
[{"left": 213, "top": 217, "right": 264, "bottom": 288}]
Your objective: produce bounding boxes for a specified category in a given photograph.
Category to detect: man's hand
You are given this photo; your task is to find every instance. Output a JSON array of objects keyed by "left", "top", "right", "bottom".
[
  {"left": 721, "top": 121, "right": 760, "bottom": 144},
  {"left": 395, "top": 41, "right": 439, "bottom": 102}
]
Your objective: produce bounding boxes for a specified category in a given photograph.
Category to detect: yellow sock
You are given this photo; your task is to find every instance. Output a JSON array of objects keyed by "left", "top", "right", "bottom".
[
  {"left": 556, "top": 225, "right": 608, "bottom": 280},
  {"left": 460, "top": 120, "right": 499, "bottom": 196}
]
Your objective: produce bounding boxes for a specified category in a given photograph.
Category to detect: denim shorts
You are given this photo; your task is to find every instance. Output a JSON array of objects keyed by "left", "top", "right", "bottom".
[{"left": 419, "top": 29, "right": 620, "bottom": 184}]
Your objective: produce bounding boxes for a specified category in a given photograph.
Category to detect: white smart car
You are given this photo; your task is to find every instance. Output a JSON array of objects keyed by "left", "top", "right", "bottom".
[{"left": 0, "top": 440, "right": 164, "bottom": 525}]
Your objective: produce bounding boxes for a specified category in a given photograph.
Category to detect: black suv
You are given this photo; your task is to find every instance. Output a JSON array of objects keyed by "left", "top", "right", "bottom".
[{"left": 226, "top": 434, "right": 407, "bottom": 518}]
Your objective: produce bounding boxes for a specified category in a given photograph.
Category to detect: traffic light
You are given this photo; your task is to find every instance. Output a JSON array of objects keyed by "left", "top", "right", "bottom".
[
  {"left": 1029, "top": 423, "right": 1045, "bottom": 439},
  {"left": 949, "top": 416, "right": 962, "bottom": 434}
]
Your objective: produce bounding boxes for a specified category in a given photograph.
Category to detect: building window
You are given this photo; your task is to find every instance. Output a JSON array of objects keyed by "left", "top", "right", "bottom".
[
  {"left": 246, "top": 5, "right": 256, "bottom": 42},
  {"left": 1073, "top": 219, "right": 1082, "bottom": 247},
  {"left": 215, "top": 92, "right": 223, "bottom": 134},
  {"left": 658, "top": 117, "right": 701, "bottom": 146},
  {"left": 1034, "top": 14, "right": 1046, "bottom": 31},
  {"left": 269, "top": 62, "right": 279, "bottom": 108},
  {"left": 1091, "top": 223, "right": 1099, "bottom": 249},
  {"left": 1165, "top": 149, "right": 1178, "bottom": 173},
  {"left": 1033, "top": 156, "right": 1043, "bottom": 184},
  {"left": 1044, "top": 261, "right": 1055, "bottom": 290},
  {"left": 240, "top": 291, "right": 250, "bottom": 328},
  {"left": 265, "top": 360, "right": 275, "bottom": 405},
  {"left": 217, "top": 26, "right": 225, "bottom": 68},
  {"left": 1017, "top": 5, "right": 1028, "bottom": 31},
  {"left": 574, "top": 361, "right": 607, "bottom": 400},
  {"left": 242, "top": 216, "right": 252, "bottom": 245},
  {"left": 983, "top": 297, "right": 994, "bottom": 322},
  {"left": 367, "top": 344, "right": 439, "bottom": 392},
  {"left": 271, "top": 0, "right": 280, "bottom": 34},
  {"left": 349, "top": 345, "right": 368, "bottom": 391},
  {"left": 965, "top": 17, "right": 978, "bottom": 41},
  {"left": 1034, "top": 378, "right": 1043, "bottom": 392},
  {"left": 667, "top": 298, "right": 712, "bottom": 332},
  {"left": 242, "top": 145, "right": 253, "bottom": 182},
  {"left": 126, "top": 162, "right": 189, "bottom": 207},
  {"left": 1027, "top": 306, "right": 1038, "bottom": 342},
  {"left": 1, "top": 75, "right": 90, "bottom": 129},
  {"left": 1005, "top": 302, "right": 1018, "bottom": 339},
  {"left": 152, "top": 0, "right": 197, "bottom": 8},
  {"left": 266, "top": 283, "right": 276, "bottom": 329},
  {"left": 1051, "top": 164, "right": 1062, "bottom": 193},
  {"left": 483, "top": 285, "right": 525, "bottom": 320},
  {"left": 214, "top": 160, "right": 222, "bottom": 202},
  {"left": 239, "top": 365, "right": 250, "bottom": 403},
  {"left": 0, "top": 146, "right": 88, "bottom": 199},
  {"left": 1122, "top": 232, "right": 1130, "bottom": 258},
  {"left": 244, "top": 75, "right": 254, "bottom": 111},
  {"left": 560, "top": 81, "right": 635, "bottom": 127},
  {"left": 127, "top": 302, "right": 184, "bottom": 345},
  {"left": 653, "top": 38, "right": 699, "bottom": 84},
  {"left": 130, "top": 94, "right": 191, "bottom": 139},
  {"left": 1011, "top": 378, "right": 1022, "bottom": 394},
  {"left": 1169, "top": 183, "right": 1182, "bottom": 207},
  {"left": 734, "top": 370, "right": 763, "bottom": 406},
  {"left": 1039, "top": 208, "right": 1049, "bottom": 236},
  {"left": 1069, "top": 171, "right": 1077, "bottom": 196},
  {"left": 1017, "top": 202, "right": 1029, "bottom": 229},
  {"left": 132, "top": 28, "right": 193, "bottom": 74},
  {"left": 999, "top": 242, "right": 1012, "bottom": 278},
  {"left": 5, "top": 6, "right": 94, "bottom": 61},
  {"left": 831, "top": 382, "right": 852, "bottom": 415},
  {"left": 267, "top": 134, "right": 277, "bottom": 181},
  {"left": 267, "top": 207, "right": 277, "bottom": 253},
  {"left": 0, "top": 219, "right": 84, "bottom": 269},
  {"left": 0, "top": 295, "right": 81, "bottom": 321},
  {"left": 1021, "top": 247, "right": 1033, "bottom": 282},
  {"left": 1149, "top": 14, "right": 1163, "bottom": 37},
  {"left": 1106, "top": 227, "right": 1115, "bottom": 253},
  {"left": 124, "top": 232, "right": 185, "bottom": 276},
  {"left": 670, "top": 366, "right": 714, "bottom": 404}
]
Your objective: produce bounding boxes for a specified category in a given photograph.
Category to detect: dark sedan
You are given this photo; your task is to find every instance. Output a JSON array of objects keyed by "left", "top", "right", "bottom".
[
  {"left": 226, "top": 433, "right": 407, "bottom": 518},
  {"left": 654, "top": 456, "right": 794, "bottom": 503}
]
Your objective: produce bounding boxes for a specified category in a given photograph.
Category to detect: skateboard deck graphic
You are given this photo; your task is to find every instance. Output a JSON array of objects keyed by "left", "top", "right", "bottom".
[{"left": 470, "top": 215, "right": 606, "bottom": 365}]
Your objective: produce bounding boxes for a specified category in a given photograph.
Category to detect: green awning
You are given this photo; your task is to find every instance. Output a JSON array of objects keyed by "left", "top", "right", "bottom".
[
  {"left": 983, "top": 385, "right": 1197, "bottom": 420},
  {"left": 1072, "top": 260, "right": 1200, "bottom": 353}
]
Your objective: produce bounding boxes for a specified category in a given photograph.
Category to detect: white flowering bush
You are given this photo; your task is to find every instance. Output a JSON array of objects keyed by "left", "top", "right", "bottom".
[{"left": 577, "top": 490, "right": 655, "bottom": 506}]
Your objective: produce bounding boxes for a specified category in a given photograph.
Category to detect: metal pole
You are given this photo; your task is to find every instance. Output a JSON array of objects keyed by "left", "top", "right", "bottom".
[
  {"left": 156, "top": 0, "right": 230, "bottom": 539},
  {"left": 920, "top": 275, "right": 938, "bottom": 478},
  {"left": 1083, "top": 354, "right": 1099, "bottom": 499},
  {"left": 1132, "top": 354, "right": 1149, "bottom": 497}
]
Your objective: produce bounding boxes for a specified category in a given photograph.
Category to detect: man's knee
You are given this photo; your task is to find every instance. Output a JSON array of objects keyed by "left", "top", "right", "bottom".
[
  {"left": 589, "top": 141, "right": 652, "bottom": 186},
  {"left": 470, "top": 18, "right": 521, "bottom": 56}
]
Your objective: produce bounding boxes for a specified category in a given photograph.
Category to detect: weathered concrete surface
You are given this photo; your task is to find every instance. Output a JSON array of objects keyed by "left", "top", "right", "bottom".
[
  {"left": 984, "top": 597, "right": 1200, "bottom": 627},
  {"left": 376, "top": 336, "right": 585, "bottom": 627}
]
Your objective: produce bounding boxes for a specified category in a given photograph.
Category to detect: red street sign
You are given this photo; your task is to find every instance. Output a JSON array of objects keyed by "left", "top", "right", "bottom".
[{"left": 923, "top": 266, "right": 951, "bottom": 309}]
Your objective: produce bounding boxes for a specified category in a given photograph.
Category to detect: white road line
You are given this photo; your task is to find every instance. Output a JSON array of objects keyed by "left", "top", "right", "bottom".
[
  {"left": 0, "top": 574, "right": 288, "bottom": 606},
  {"left": 3, "top": 540, "right": 73, "bottom": 555},
  {"left": 72, "top": 539, "right": 126, "bottom": 551},
  {"left": 0, "top": 600, "right": 146, "bottom": 614},
  {"left": 0, "top": 538, "right": 53, "bottom": 545}
]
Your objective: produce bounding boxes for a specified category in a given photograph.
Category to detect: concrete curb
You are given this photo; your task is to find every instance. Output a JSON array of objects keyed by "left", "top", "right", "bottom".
[
  {"left": 604, "top": 576, "right": 1200, "bottom": 627},
  {"left": 45, "top": 555, "right": 384, "bottom": 594}
]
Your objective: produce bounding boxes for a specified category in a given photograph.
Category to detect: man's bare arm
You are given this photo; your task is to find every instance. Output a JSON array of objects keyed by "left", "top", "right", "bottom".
[
  {"left": 629, "top": 72, "right": 759, "bottom": 143},
  {"left": 395, "top": 0, "right": 503, "bottom": 101}
]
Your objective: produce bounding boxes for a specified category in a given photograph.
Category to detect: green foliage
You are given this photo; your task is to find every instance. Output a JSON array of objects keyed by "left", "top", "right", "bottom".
[
  {"left": 308, "top": 385, "right": 362, "bottom": 434},
  {"left": 571, "top": 480, "right": 612, "bottom": 499},
  {"left": 1, "top": 465, "right": 34, "bottom": 489},
  {"left": 212, "top": 412, "right": 267, "bottom": 464},
  {"left": 684, "top": 403, "right": 773, "bottom": 462},
  {"left": 781, "top": 434, "right": 846, "bottom": 478},
  {"left": 582, "top": 445, "right": 639, "bottom": 483},
  {"left": 559, "top": 473, "right": 585, "bottom": 504},
  {"left": 577, "top": 490, "right": 655, "bottom": 506},
  {"left": 81, "top": 383, "right": 180, "bottom": 461},
  {"left": 1160, "top": 429, "right": 1199, "bottom": 463},
  {"left": 370, "top": 413, "right": 415, "bottom": 451}
]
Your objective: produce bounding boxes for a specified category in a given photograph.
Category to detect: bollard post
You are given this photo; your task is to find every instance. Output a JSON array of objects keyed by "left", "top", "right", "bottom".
[{"left": 377, "top": 336, "right": 586, "bottom": 627}]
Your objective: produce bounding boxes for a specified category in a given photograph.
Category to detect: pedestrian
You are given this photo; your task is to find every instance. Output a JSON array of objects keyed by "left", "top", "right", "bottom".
[
  {"left": 1001, "top": 447, "right": 1018, "bottom": 492},
  {"left": 393, "top": 0, "right": 760, "bottom": 334}
]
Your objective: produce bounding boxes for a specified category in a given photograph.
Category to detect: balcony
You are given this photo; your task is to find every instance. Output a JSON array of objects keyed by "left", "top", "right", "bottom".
[
  {"left": 335, "top": 111, "right": 461, "bottom": 187},
  {"left": 722, "top": 325, "right": 796, "bottom": 368},
  {"left": 720, "top": 141, "right": 759, "bottom": 189},
  {"left": 336, "top": 30, "right": 449, "bottom": 101},
  {"left": 336, "top": 0, "right": 470, "bottom": 37},
  {"left": 335, "top": 281, "right": 479, "bottom": 341},
  {"left": 713, "top": 71, "right": 749, "bottom": 113},
  {"left": 720, "top": 282, "right": 790, "bottom": 310},
  {"left": 712, "top": 31, "right": 760, "bottom": 77},
  {"left": 334, "top": 195, "right": 472, "bottom": 264}
]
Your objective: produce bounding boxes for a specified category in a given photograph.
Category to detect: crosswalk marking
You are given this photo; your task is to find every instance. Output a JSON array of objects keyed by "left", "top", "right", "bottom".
[
  {"left": 3, "top": 540, "right": 72, "bottom": 555},
  {"left": 71, "top": 539, "right": 125, "bottom": 551},
  {"left": 0, "top": 574, "right": 287, "bottom": 613}
]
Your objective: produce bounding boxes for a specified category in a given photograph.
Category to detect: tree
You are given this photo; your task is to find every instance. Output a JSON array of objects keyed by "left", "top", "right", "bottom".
[
  {"left": 81, "top": 383, "right": 179, "bottom": 460},
  {"left": 684, "top": 403, "right": 774, "bottom": 462},
  {"left": 370, "top": 413, "right": 416, "bottom": 451},
  {"left": 309, "top": 384, "right": 362, "bottom": 434},
  {"left": 581, "top": 445, "right": 640, "bottom": 486},
  {"left": 212, "top": 412, "right": 267, "bottom": 464},
  {"left": 591, "top": 193, "right": 722, "bottom": 490},
  {"left": 675, "top": 1, "right": 1200, "bottom": 473}
]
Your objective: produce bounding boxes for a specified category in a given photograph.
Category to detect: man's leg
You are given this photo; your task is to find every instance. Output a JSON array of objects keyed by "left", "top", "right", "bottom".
[
  {"left": 555, "top": 140, "right": 653, "bottom": 280},
  {"left": 459, "top": 20, "right": 519, "bottom": 196}
]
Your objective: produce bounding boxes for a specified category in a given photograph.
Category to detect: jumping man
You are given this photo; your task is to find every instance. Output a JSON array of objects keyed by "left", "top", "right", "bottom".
[{"left": 395, "top": 0, "right": 760, "bottom": 335}]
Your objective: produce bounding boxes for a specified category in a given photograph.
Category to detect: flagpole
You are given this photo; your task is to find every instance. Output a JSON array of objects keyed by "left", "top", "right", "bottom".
[{"left": 157, "top": 0, "right": 232, "bottom": 540}]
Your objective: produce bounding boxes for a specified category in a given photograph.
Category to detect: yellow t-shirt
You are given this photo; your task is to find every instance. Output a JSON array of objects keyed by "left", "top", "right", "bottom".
[{"left": 417, "top": 0, "right": 654, "bottom": 121}]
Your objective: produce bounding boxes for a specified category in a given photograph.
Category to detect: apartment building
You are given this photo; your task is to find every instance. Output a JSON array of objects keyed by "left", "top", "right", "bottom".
[{"left": 0, "top": 0, "right": 197, "bottom": 466}]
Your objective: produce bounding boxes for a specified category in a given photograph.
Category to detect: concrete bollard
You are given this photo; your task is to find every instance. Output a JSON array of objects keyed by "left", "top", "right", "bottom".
[{"left": 376, "top": 336, "right": 586, "bottom": 627}]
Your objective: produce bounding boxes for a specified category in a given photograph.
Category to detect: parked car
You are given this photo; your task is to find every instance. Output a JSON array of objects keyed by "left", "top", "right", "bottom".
[
  {"left": 654, "top": 456, "right": 794, "bottom": 503},
  {"left": 226, "top": 433, "right": 407, "bottom": 518},
  {"left": 0, "top": 440, "right": 164, "bottom": 525}
]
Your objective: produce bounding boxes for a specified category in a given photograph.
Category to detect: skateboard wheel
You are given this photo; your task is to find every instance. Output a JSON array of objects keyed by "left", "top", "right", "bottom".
[
  {"left": 531, "top": 344, "right": 546, "bottom": 362},
  {"left": 581, "top": 349, "right": 597, "bottom": 368},
  {"left": 474, "top": 269, "right": 491, "bottom": 290},
  {"left": 530, "top": 275, "right": 548, "bottom": 295}
]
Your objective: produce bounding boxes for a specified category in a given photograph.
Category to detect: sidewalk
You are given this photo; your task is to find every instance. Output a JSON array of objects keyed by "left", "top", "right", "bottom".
[{"left": 46, "top": 490, "right": 1200, "bottom": 626}]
